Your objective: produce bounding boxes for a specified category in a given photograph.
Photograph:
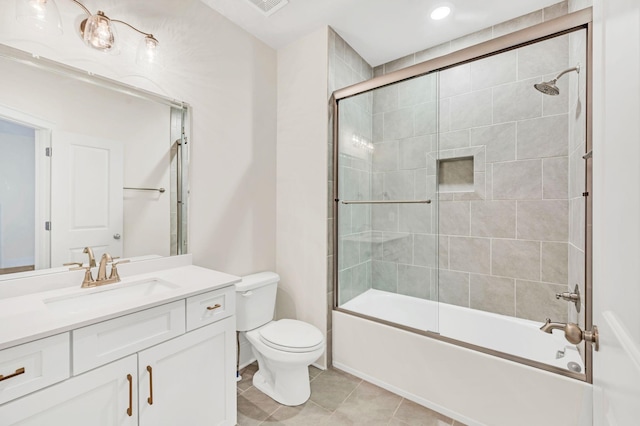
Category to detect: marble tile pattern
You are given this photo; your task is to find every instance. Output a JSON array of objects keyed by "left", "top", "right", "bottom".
[
  {"left": 237, "top": 363, "right": 463, "bottom": 426},
  {"left": 364, "top": 2, "right": 579, "bottom": 323}
]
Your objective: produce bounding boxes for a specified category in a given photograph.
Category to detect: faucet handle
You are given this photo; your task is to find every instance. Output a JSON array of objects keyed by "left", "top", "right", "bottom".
[
  {"left": 70, "top": 265, "right": 96, "bottom": 288},
  {"left": 63, "top": 262, "right": 83, "bottom": 268},
  {"left": 555, "top": 284, "right": 581, "bottom": 313},
  {"left": 108, "top": 259, "right": 130, "bottom": 281}
]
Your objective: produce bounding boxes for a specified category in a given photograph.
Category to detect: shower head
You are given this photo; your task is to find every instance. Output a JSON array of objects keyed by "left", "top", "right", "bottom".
[
  {"left": 534, "top": 80, "right": 560, "bottom": 96},
  {"left": 534, "top": 64, "right": 581, "bottom": 96}
]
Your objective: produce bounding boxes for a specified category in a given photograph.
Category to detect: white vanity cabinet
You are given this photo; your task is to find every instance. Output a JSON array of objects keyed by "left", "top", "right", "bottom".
[
  {"left": 0, "top": 354, "right": 138, "bottom": 426},
  {"left": 0, "top": 283, "right": 237, "bottom": 426},
  {"left": 137, "top": 317, "right": 235, "bottom": 425}
]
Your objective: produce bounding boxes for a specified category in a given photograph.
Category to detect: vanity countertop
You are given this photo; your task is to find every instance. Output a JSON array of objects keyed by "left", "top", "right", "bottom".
[{"left": 0, "top": 255, "right": 240, "bottom": 350}]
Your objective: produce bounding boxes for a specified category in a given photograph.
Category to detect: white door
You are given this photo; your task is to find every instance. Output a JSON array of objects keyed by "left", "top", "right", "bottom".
[
  {"left": 0, "top": 355, "right": 137, "bottom": 425},
  {"left": 50, "top": 131, "right": 123, "bottom": 267},
  {"left": 138, "top": 318, "right": 236, "bottom": 426},
  {"left": 592, "top": 0, "right": 640, "bottom": 424}
]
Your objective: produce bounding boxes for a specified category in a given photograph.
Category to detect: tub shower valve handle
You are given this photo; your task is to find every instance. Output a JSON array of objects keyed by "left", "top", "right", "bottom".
[
  {"left": 555, "top": 284, "right": 581, "bottom": 312},
  {"left": 540, "top": 319, "right": 599, "bottom": 351}
]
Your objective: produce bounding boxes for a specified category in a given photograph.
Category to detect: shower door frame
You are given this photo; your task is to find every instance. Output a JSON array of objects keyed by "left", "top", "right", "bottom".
[{"left": 332, "top": 8, "right": 594, "bottom": 382}]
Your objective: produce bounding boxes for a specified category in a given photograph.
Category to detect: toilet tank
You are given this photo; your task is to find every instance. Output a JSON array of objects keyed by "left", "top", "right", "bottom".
[{"left": 236, "top": 272, "right": 280, "bottom": 331}]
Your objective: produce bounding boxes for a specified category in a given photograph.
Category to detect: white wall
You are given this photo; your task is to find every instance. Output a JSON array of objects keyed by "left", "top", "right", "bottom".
[
  {"left": 0, "top": 0, "right": 277, "bottom": 276},
  {"left": 276, "top": 27, "right": 329, "bottom": 368}
]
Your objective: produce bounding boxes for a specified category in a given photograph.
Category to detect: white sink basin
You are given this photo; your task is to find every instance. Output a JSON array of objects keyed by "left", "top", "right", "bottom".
[{"left": 44, "top": 278, "right": 179, "bottom": 314}]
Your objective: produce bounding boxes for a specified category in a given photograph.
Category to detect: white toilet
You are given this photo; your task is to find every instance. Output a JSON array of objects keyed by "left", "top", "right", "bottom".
[{"left": 236, "top": 272, "right": 325, "bottom": 406}]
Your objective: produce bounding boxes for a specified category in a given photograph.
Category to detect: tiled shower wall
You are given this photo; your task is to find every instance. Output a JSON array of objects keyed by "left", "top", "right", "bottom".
[
  {"left": 363, "top": 1, "right": 588, "bottom": 323},
  {"left": 328, "top": 28, "right": 373, "bottom": 363},
  {"left": 432, "top": 35, "right": 574, "bottom": 323},
  {"left": 368, "top": 75, "right": 439, "bottom": 301}
]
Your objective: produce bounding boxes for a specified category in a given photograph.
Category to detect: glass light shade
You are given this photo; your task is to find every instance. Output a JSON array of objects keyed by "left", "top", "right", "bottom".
[
  {"left": 82, "top": 12, "right": 116, "bottom": 52},
  {"left": 136, "top": 35, "right": 161, "bottom": 67},
  {"left": 15, "top": 0, "right": 63, "bottom": 35}
]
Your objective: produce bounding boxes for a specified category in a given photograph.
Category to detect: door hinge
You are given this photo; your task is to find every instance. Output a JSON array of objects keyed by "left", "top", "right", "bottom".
[
  {"left": 45, "top": 147, "right": 51, "bottom": 157},
  {"left": 45, "top": 221, "right": 51, "bottom": 231}
]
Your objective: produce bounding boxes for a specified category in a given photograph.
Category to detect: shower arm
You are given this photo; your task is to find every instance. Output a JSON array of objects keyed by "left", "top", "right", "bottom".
[{"left": 553, "top": 65, "right": 580, "bottom": 82}]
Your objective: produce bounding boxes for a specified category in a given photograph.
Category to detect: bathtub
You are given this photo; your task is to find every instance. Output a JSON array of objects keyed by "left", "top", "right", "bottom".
[
  {"left": 341, "top": 289, "right": 583, "bottom": 373},
  {"left": 333, "top": 290, "right": 592, "bottom": 426}
]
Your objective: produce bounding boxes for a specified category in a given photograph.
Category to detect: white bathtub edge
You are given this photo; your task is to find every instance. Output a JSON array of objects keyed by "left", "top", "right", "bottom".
[{"left": 333, "top": 361, "right": 482, "bottom": 426}]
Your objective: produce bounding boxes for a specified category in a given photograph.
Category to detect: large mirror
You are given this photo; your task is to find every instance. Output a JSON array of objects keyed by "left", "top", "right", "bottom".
[{"left": 0, "top": 44, "right": 189, "bottom": 278}]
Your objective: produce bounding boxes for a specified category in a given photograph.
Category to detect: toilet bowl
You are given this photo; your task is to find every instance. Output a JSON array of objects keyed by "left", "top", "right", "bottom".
[{"left": 236, "top": 272, "right": 325, "bottom": 406}]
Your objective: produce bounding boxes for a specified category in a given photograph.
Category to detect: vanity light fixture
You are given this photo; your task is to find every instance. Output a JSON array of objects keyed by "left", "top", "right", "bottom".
[
  {"left": 15, "top": 0, "right": 160, "bottom": 66},
  {"left": 16, "top": 0, "right": 63, "bottom": 35},
  {"left": 430, "top": 5, "right": 452, "bottom": 20}
]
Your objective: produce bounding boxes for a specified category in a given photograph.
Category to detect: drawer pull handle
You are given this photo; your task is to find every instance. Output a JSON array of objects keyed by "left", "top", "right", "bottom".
[
  {"left": 126, "top": 374, "right": 133, "bottom": 416},
  {"left": 147, "top": 366, "right": 154, "bottom": 405},
  {"left": 207, "top": 304, "right": 222, "bottom": 311},
  {"left": 0, "top": 367, "right": 25, "bottom": 382}
]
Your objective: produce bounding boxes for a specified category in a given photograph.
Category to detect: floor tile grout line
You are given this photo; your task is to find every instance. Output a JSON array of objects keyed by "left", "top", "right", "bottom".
[
  {"left": 338, "top": 378, "right": 365, "bottom": 409},
  {"left": 390, "top": 396, "right": 405, "bottom": 420}
]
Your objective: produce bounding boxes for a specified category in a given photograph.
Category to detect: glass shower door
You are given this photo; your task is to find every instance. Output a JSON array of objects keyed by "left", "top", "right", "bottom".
[
  {"left": 435, "top": 29, "right": 588, "bottom": 375},
  {"left": 335, "top": 72, "right": 440, "bottom": 334}
]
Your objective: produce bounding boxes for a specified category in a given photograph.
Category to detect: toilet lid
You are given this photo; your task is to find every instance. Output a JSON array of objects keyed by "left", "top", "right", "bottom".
[{"left": 259, "top": 319, "right": 324, "bottom": 352}]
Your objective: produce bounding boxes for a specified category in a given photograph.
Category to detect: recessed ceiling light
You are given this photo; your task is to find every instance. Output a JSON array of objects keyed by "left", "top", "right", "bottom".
[{"left": 430, "top": 6, "right": 452, "bottom": 20}]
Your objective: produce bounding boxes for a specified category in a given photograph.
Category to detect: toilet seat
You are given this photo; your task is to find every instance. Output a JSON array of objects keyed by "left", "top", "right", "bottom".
[{"left": 258, "top": 319, "right": 324, "bottom": 353}]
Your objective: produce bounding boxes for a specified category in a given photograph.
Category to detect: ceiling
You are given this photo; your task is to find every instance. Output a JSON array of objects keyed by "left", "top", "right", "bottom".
[{"left": 199, "top": 0, "right": 561, "bottom": 66}]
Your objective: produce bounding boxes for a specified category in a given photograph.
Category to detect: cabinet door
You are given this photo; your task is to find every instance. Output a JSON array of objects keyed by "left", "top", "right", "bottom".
[
  {"left": 0, "top": 355, "right": 137, "bottom": 426},
  {"left": 138, "top": 317, "right": 236, "bottom": 426}
]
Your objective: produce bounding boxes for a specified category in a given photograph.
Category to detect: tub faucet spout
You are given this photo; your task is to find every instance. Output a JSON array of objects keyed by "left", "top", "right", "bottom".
[
  {"left": 540, "top": 319, "right": 583, "bottom": 345},
  {"left": 540, "top": 319, "right": 567, "bottom": 334}
]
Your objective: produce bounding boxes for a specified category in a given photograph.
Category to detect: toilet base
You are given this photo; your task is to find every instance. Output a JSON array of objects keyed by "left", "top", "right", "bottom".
[
  {"left": 252, "top": 363, "right": 311, "bottom": 406},
  {"left": 242, "top": 325, "right": 325, "bottom": 406}
]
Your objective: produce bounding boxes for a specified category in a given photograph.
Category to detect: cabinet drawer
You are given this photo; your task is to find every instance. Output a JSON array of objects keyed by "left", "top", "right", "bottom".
[
  {"left": 0, "top": 333, "right": 70, "bottom": 404},
  {"left": 72, "top": 301, "right": 185, "bottom": 375},
  {"left": 186, "top": 286, "right": 235, "bottom": 332}
]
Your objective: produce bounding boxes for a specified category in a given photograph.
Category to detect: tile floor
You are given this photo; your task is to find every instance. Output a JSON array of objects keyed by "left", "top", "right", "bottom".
[{"left": 237, "top": 363, "right": 466, "bottom": 426}]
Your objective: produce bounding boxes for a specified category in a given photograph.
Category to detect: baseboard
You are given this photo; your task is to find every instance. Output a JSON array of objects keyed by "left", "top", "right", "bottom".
[{"left": 333, "top": 362, "right": 481, "bottom": 426}]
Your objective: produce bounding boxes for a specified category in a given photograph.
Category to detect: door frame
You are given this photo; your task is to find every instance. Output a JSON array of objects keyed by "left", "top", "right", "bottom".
[{"left": 0, "top": 104, "right": 53, "bottom": 271}]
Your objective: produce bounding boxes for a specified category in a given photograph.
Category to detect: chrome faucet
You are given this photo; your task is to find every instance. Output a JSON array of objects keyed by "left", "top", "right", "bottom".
[{"left": 540, "top": 319, "right": 600, "bottom": 350}]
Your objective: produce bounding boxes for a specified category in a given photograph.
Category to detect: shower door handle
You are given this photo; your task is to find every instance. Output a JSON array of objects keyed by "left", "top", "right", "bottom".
[{"left": 340, "top": 199, "right": 431, "bottom": 205}]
